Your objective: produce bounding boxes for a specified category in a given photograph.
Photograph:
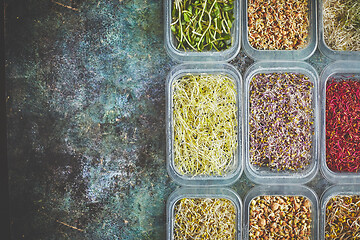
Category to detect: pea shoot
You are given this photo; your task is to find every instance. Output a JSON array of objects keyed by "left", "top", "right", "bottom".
[{"left": 171, "top": 0, "right": 235, "bottom": 51}]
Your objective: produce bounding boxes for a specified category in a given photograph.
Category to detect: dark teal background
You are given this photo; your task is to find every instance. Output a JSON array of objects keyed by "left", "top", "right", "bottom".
[{"left": 5, "top": 0, "right": 332, "bottom": 239}]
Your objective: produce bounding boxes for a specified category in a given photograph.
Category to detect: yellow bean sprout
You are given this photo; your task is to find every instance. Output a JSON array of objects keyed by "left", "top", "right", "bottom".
[
  {"left": 172, "top": 74, "right": 238, "bottom": 176},
  {"left": 173, "top": 198, "right": 236, "bottom": 239}
]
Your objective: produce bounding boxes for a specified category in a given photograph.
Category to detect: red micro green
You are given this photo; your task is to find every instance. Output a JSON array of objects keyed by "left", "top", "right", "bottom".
[{"left": 326, "top": 78, "right": 360, "bottom": 172}]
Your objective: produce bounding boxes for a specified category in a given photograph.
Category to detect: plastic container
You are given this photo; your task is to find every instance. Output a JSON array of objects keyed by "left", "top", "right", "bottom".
[
  {"left": 166, "top": 63, "right": 243, "bottom": 186},
  {"left": 244, "top": 61, "right": 319, "bottom": 184},
  {"left": 243, "top": 185, "right": 319, "bottom": 240},
  {"left": 164, "top": 0, "right": 241, "bottom": 62},
  {"left": 167, "top": 187, "right": 242, "bottom": 240},
  {"left": 318, "top": 0, "right": 360, "bottom": 60},
  {"left": 320, "top": 61, "right": 360, "bottom": 184},
  {"left": 320, "top": 185, "right": 360, "bottom": 239},
  {"left": 242, "top": 0, "right": 317, "bottom": 60}
]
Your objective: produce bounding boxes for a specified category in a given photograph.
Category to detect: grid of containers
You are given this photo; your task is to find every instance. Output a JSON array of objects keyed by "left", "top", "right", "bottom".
[{"left": 164, "top": 0, "right": 360, "bottom": 239}]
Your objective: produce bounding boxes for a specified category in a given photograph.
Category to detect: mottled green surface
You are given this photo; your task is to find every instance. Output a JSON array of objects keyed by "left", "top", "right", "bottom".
[{"left": 5, "top": 0, "right": 332, "bottom": 239}]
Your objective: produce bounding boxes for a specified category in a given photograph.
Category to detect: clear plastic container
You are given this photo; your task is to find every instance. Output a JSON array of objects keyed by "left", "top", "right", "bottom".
[
  {"left": 243, "top": 185, "right": 319, "bottom": 240},
  {"left": 166, "top": 63, "right": 243, "bottom": 186},
  {"left": 242, "top": 0, "right": 317, "bottom": 60},
  {"left": 320, "top": 185, "right": 360, "bottom": 239},
  {"left": 318, "top": 0, "right": 360, "bottom": 60},
  {"left": 244, "top": 61, "right": 319, "bottom": 184},
  {"left": 167, "top": 187, "right": 242, "bottom": 240},
  {"left": 320, "top": 61, "right": 360, "bottom": 184},
  {"left": 164, "top": 0, "right": 241, "bottom": 62}
]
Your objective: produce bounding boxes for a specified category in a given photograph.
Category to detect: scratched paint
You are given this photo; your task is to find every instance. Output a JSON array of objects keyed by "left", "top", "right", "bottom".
[{"left": 6, "top": 0, "right": 176, "bottom": 239}]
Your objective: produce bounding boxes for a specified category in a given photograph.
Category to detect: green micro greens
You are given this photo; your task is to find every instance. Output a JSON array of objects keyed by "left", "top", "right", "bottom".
[{"left": 171, "top": 0, "right": 235, "bottom": 51}]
